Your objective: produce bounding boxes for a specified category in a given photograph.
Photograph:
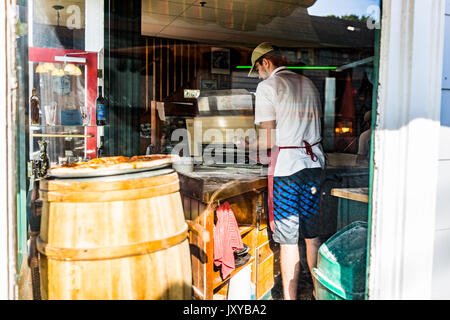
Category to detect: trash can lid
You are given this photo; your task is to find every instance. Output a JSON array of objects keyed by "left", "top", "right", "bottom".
[{"left": 317, "top": 221, "right": 368, "bottom": 296}]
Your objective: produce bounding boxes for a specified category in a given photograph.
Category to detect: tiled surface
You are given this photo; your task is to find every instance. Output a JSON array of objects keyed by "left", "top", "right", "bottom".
[
  {"left": 432, "top": 228, "right": 450, "bottom": 299},
  {"left": 271, "top": 238, "right": 318, "bottom": 300},
  {"left": 142, "top": 0, "right": 186, "bottom": 16},
  {"left": 270, "top": 269, "right": 314, "bottom": 300}
]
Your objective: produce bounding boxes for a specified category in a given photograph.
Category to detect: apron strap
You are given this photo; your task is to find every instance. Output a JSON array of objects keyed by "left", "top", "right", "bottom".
[
  {"left": 279, "top": 140, "right": 320, "bottom": 162},
  {"left": 267, "top": 146, "right": 279, "bottom": 233},
  {"left": 267, "top": 141, "right": 321, "bottom": 232}
]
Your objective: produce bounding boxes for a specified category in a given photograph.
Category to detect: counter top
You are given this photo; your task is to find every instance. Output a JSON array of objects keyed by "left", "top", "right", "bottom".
[
  {"left": 331, "top": 187, "right": 369, "bottom": 203},
  {"left": 178, "top": 166, "right": 267, "bottom": 203}
]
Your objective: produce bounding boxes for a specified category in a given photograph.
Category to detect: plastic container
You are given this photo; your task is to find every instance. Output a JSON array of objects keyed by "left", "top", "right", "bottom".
[
  {"left": 313, "top": 221, "right": 368, "bottom": 300},
  {"left": 227, "top": 264, "right": 253, "bottom": 300}
]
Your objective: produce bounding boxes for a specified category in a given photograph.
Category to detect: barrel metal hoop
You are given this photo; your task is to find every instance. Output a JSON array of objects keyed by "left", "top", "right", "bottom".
[
  {"left": 36, "top": 224, "right": 188, "bottom": 261},
  {"left": 40, "top": 180, "right": 180, "bottom": 203}
]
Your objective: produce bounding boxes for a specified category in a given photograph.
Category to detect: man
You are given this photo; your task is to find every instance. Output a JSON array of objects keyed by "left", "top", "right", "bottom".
[
  {"left": 356, "top": 110, "right": 372, "bottom": 165},
  {"left": 245, "top": 42, "right": 325, "bottom": 300}
]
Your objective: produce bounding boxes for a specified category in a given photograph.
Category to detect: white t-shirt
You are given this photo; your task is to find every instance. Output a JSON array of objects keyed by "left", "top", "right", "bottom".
[
  {"left": 358, "top": 129, "right": 372, "bottom": 159},
  {"left": 254, "top": 67, "right": 325, "bottom": 177}
]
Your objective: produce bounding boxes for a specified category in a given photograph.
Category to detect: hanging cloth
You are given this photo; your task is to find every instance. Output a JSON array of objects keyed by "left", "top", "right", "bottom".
[{"left": 213, "top": 202, "right": 244, "bottom": 279}]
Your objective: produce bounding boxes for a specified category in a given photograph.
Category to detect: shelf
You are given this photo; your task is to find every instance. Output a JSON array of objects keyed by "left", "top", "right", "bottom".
[
  {"left": 239, "top": 225, "right": 255, "bottom": 236},
  {"left": 31, "top": 125, "right": 100, "bottom": 129},
  {"left": 331, "top": 187, "right": 369, "bottom": 203},
  {"left": 31, "top": 133, "right": 95, "bottom": 138},
  {"left": 211, "top": 226, "right": 255, "bottom": 290},
  {"left": 213, "top": 255, "right": 255, "bottom": 289}
]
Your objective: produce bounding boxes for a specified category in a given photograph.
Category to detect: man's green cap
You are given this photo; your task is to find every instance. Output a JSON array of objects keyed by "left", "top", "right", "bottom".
[{"left": 248, "top": 42, "right": 275, "bottom": 77}]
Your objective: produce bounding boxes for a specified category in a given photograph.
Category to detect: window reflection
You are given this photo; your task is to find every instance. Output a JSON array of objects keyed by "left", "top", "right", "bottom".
[
  {"left": 32, "top": 0, "right": 85, "bottom": 49},
  {"left": 11, "top": 0, "right": 382, "bottom": 302},
  {"left": 136, "top": 0, "right": 380, "bottom": 167}
]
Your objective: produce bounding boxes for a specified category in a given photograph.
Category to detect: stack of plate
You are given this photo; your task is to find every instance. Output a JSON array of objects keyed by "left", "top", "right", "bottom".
[{"left": 234, "top": 244, "right": 250, "bottom": 268}]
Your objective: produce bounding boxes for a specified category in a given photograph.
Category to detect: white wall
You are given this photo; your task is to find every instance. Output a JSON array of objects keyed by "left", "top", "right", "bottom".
[
  {"left": 85, "top": 0, "right": 104, "bottom": 87},
  {"left": 368, "top": 0, "right": 445, "bottom": 299},
  {"left": 85, "top": 0, "right": 104, "bottom": 52},
  {"left": 432, "top": 0, "right": 450, "bottom": 300}
]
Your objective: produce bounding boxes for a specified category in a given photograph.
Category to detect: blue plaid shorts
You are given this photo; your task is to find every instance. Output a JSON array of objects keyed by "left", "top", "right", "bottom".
[{"left": 273, "top": 168, "right": 322, "bottom": 244}]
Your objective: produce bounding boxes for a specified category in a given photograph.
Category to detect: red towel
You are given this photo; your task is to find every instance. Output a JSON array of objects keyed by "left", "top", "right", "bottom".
[
  {"left": 267, "top": 146, "right": 280, "bottom": 233},
  {"left": 213, "top": 202, "right": 244, "bottom": 279}
]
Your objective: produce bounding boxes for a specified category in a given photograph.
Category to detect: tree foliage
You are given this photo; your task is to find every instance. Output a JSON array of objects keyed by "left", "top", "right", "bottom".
[{"left": 326, "top": 14, "right": 370, "bottom": 23}]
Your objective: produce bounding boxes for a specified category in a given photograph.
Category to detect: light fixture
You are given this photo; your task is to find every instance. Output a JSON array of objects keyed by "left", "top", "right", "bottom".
[
  {"left": 36, "top": 63, "right": 46, "bottom": 73},
  {"left": 347, "top": 26, "right": 361, "bottom": 32},
  {"left": 52, "top": 5, "right": 64, "bottom": 27},
  {"left": 51, "top": 68, "right": 65, "bottom": 77},
  {"left": 341, "top": 127, "right": 351, "bottom": 134},
  {"left": 55, "top": 55, "right": 86, "bottom": 64},
  {"left": 63, "top": 63, "right": 82, "bottom": 76},
  {"left": 335, "top": 121, "right": 353, "bottom": 135},
  {"left": 36, "top": 62, "right": 56, "bottom": 73}
]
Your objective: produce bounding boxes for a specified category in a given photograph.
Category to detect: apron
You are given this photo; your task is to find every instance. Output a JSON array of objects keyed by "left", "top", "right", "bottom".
[{"left": 267, "top": 141, "right": 320, "bottom": 232}]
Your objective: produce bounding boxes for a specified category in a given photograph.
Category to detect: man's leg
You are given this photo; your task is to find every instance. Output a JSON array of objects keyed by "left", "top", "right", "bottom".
[
  {"left": 273, "top": 174, "right": 302, "bottom": 300},
  {"left": 280, "top": 243, "right": 300, "bottom": 300},
  {"left": 297, "top": 168, "right": 323, "bottom": 297},
  {"left": 304, "top": 237, "right": 321, "bottom": 296}
]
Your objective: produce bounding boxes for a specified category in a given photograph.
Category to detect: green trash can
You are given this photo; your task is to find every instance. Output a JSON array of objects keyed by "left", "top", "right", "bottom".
[{"left": 313, "top": 221, "right": 368, "bottom": 300}]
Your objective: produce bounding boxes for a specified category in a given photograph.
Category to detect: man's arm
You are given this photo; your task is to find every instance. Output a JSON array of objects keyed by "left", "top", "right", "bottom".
[
  {"left": 244, "top": 120, "right": 276, "bottom": 152},
  {"left": 257, "top": 120, "right": 276, "bottom": 151}
]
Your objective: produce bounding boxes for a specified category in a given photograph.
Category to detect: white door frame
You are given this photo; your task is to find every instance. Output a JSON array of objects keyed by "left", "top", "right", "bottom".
[
  {"left": 368, "top": 0, "right": 445, "bottom": 299},
  {"left": 0, "top": 0, "right": 18, "bottom": 300}
]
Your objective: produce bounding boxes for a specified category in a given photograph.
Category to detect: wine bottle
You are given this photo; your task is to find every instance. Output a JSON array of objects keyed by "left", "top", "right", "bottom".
[
  {"left": 30, "top": 88, "right": 40, "bottom": 125},
  {"left": 96, "top": 85, "right": 107, "bottom": 126},
  {"left": 97, "top": 135, "right": 105, "bottom": 158}
]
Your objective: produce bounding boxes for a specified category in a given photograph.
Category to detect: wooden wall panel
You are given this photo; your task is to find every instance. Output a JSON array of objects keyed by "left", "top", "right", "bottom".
[
  {"left": 106, "top": 1, "right": 255, "bottom": 156},
  {"left": 138, "top": 37, "right": 252, "bottom": 154},
  {"left": 146, "top": 38, "right": 199, "bottom": 103},
  {"left": 142, "top": 38, "right": 202, "bottom": 154}
]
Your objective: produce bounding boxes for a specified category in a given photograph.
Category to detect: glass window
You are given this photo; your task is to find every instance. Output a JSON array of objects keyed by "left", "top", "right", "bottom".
[
  {"left": 12, "top": 0, "right": 381, "bottom": 300},
  {"left": 124, "top": 0, "right": 380, "bottom": 300},
  {"left": 31, "top": 0, "right": 85, "bottom": 49}
]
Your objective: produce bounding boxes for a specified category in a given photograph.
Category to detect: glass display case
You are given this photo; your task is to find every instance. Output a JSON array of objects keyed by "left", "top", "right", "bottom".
[
  {"left": 29, "top": 125, "right": 97, "bottom": 166},
  {"left": 28, "top": 48, "right": 100, "bottom": 171}
]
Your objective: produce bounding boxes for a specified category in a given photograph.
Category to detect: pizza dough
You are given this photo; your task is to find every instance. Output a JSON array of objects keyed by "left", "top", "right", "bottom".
[{"left": 48, "top": 154, "right": 180, "bottom": 177}]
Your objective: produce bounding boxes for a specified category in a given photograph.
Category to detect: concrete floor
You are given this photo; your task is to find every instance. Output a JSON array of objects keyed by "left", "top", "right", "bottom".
[
  {"left": 270, "top": 264, "right": 315, "bottom": 300},
  {"left": 269, "top": 237, "right": 318, "bottom": 301},
  {"left": 18, "top": 263, "right": 315, "bottom": 301},
  {"left": 18, "top": 254, "right": 34, "bottom": 300},
  {"left": 18, "top": 238, "right": 317, "bottom": 301}
]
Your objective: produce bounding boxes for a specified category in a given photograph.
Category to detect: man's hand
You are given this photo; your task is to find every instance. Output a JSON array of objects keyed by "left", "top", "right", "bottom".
[
  {"left": 234, "top": 120, "right": 275, "bottom": 152},
  {"left": 235, "top": 136, "right": 258, "bottom": 150},
  {"left": 235, "top": 136, "right": 248, "bottom": 150}
]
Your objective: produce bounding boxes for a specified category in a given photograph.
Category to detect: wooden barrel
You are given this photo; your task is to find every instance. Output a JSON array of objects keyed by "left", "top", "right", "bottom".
[{"left": 37, "top": 168, "right": 191, "bottom": 300}]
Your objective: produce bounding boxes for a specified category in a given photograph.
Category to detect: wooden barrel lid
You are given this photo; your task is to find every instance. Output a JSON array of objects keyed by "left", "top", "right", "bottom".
[{"left": 40, "top": 169, "right": 180, "bottom": 202}]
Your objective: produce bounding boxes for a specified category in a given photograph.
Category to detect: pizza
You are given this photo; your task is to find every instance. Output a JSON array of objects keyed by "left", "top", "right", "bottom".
[{"left": 48, "top": 154, "right": 180, "bottom": 177}]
